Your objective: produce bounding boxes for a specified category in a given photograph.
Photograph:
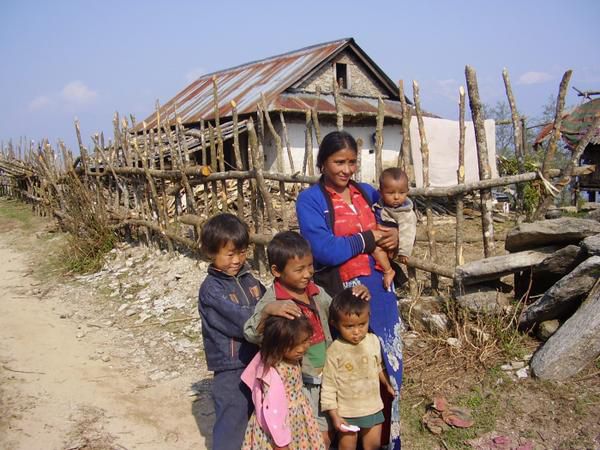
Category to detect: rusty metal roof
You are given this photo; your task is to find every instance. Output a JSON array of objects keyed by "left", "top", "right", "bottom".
[{"left": 138, "top": 38, "right": 406, "bottom": 131}]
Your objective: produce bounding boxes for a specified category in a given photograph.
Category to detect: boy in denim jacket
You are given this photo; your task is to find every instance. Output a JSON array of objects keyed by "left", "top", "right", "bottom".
[{"left": 198, "top": 213, "right": 265, "bottom": 450}]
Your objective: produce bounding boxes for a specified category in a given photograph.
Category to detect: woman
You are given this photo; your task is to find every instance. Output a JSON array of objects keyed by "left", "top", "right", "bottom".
[{"left": 296, "top": 130, "right": 403, "bottom": 449}]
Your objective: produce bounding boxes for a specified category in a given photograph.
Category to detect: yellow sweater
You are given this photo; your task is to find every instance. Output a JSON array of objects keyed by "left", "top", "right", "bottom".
[{"left": 320, "top": 333, "right": 384, "bottom": 418}]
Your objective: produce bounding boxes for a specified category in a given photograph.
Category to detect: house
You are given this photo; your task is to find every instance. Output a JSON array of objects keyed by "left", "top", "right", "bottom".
[
  {"left": 140, "top": 38, "right": 497, "bottom": 186},
  {"left": 534, "top": 97, "right": 600, "bottom": 202}
]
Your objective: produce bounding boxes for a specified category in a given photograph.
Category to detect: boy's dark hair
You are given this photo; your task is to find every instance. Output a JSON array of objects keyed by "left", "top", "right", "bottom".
[
  {"left": 316, "top": 131, "right": 358, "bottom": 171},
  {"left": 200, "top": 213, "right": 249, "bottom": 256},
  {"left": 329, "top": 288, "right": 370, "bottom": 325},
  {"left": 267, "top": 231, "right": 311, "bottom": 272},
  {"left": 261, "top": 315, "right": 313, "bottom": 368},
  {"left": 379, "top": 167, "right": 408, "bottom": 188}
]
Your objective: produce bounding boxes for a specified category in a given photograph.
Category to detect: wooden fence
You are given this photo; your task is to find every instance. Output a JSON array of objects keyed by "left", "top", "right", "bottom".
[{"left": 1, "top": 67, "right": 597, "bottom": 293}]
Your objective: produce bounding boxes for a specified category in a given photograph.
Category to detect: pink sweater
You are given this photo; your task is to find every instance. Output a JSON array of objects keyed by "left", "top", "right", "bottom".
[{"left": 241, "top": 353, "right": 291, "bottom": 446}]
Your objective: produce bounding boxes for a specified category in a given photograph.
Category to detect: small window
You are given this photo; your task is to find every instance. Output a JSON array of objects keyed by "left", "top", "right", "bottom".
[{"left": 335, "top": 63, "right": 348, "bottom": 89}]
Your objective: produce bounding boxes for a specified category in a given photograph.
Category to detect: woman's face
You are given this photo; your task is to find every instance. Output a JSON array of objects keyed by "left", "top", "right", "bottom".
[{"left": 321, "top": 147, "right": 357, "bottom": 192}]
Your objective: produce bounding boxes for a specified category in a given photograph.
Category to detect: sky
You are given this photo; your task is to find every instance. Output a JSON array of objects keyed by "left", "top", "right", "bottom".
[{"left": 1, "top": 0, "right": 599, "bottom": 154}]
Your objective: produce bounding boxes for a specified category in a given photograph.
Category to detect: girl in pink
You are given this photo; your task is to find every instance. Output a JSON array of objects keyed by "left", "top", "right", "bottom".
[{"left": 241, "top": 315, "right": 325, "bottom": 450}]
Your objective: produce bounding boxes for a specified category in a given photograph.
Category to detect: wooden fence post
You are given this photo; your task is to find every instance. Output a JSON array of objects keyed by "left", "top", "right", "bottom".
[
  {"left": 465, "top": 65, "right": 495, "bottom": 258},
  {"left": 456, "top": 86, "right": 466, "bottom": 267},
  {"left": 502, "top": 68, "right": 526, "bottom": 214},
  {"left": 413, "top": 80, "right": 439, "bottom": 292}
]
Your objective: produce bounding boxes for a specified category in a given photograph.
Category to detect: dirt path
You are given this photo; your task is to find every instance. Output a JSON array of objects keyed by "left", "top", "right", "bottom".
[{"left": 0, "top": 216, "right": 211, "bottom": 449}]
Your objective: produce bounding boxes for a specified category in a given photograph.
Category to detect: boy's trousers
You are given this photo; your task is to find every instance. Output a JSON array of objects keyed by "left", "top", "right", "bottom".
[{"left": 211, "top": 367, "right": 253, "bottom": 450}]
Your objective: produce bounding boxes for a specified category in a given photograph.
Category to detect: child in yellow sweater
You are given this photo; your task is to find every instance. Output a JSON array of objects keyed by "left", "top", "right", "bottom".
[{"left": 320, "top": 288, "right": 396, "bottom": 450}]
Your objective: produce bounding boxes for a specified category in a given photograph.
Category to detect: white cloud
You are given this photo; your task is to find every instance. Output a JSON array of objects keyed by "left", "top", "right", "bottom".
[
  {"left": 61, "top": 80, "right": 97, "bottom": 104},
  {"left": 185, "top": 67, "right": 206, "bottom": 83},
  {"left": 28, "top": 95, "right": 52, "bottom": 111},
  {"left": 518, "top": 71, "right": 553, "bottom": 85}
]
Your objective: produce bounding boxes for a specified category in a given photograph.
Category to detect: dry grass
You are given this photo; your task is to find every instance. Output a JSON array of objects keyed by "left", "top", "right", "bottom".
[{"left": 58, "top": 175, "right": 116, "bottom": 273}]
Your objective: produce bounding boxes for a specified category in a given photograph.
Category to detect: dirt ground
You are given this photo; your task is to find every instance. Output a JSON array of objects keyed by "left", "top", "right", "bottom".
[
  {"left": 0, "top": 200, "right": 213, "bottom": 450},
  {"left": 1, "top": 198, "right": 599, "bottom": 450}
]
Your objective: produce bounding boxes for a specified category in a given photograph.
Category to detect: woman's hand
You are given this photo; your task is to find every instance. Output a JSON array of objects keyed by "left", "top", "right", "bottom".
[
  {"left": 263, "top": 300, "right": 301, "bottom": 320},
  {"left": 351, "top": 284, "right": 371, "bottom": 301},
  {"left": 376, "top": 225, "right": 399, "bottom": 253}
]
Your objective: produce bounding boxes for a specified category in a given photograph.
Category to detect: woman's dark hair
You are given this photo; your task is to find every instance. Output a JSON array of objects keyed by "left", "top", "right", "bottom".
[
  {"left": 267, "top": 231, "right": 312, "bottom": 271},
  {"left": 329, "top": 287, "right": 370, "bottom": 326},
  {"left": 261, "top": 315, "right": 313, "bottom": 368},
  {"left": 200, "top": 213, "right": 249, "bottom": 256},
  {"left": 316, "top": 131, "right": 358, "bottom": 172}
]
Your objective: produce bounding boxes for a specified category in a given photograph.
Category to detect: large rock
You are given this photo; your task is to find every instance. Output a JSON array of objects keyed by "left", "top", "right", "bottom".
[
  {"left": 514, "top": 245, "right": 586, "bottom": 299},
  {"left": 505, "top": 218, "right": 600, "bottom": 252},
  {"left": 581, "top": 234, "right": 600, "bottom": 256},
  {"left": 587, "top": 208, "right": 600, "bottom": 222},
  {"left": 454, "top": 286, "right": 510, "bottom": 315},
  {"left": 530, "top": 280, "right": 600, "bottom": 380},
  {"left": 455, "top": 246, "right": 558, "bottom": 286},
  {"left": 520, "top": 256, "right": 600, "bottom": 328}
]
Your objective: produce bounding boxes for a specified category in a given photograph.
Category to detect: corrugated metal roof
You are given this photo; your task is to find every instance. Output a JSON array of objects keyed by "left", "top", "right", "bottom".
[{"left": 139, "top": 39, "right": 353, "bottom": 130}]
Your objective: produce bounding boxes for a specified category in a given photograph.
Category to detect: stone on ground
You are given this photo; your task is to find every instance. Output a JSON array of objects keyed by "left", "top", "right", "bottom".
[
  {"left": 581, "top": 234, "right": 600, "bottom": 256},
  {"left": 454, "top": 285, "right": 510, "bottom": 315},
  {"left": 398, "top": 296, "right": 448, "bottom": 334},
  {"left": 537, "top": 319, "right": 560, "bottom": 341},
  {"left": 514, "top": 245, "right": 586, "bottom": 299},
  {"left": 505, "top": 218, "right": 600, "bottom": 252},
  {"left": 530, "top": 280, "right": 600, "bottom": 380},
  {"left": 519, "top": 256, "right": 600, "bottom": 328}
]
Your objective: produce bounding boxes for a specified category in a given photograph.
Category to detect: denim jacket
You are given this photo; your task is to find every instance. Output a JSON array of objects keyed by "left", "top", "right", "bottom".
[{"left": 198, "top": 264, "right": 265, "bottom": 372}]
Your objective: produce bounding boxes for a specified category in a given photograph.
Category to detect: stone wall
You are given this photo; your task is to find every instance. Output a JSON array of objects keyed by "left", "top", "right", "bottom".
[{"left": 299, "top": 50, "right": 389, "bottom": 98}]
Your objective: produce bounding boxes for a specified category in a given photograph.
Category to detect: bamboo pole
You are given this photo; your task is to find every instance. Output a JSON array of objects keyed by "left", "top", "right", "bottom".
[
  {"left": 465, "top": 65, "right": 495, "bottom": 258},
  {"left": 374, "top": 97, "right": 385, "bottom": 182},
  {"left": 502, "top": 68, "right": 525, "bottom": 213},
  {"left": 455, "top": 86, "right": 466, "bottom": 267},
  {"left": 413, "top": 80, "right": 438, "bottom": 292}
]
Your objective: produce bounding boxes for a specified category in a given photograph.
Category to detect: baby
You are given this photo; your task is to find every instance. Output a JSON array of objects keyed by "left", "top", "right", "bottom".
[{"left": 372, "top": 167, "right": 417, "bottom": 289}]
